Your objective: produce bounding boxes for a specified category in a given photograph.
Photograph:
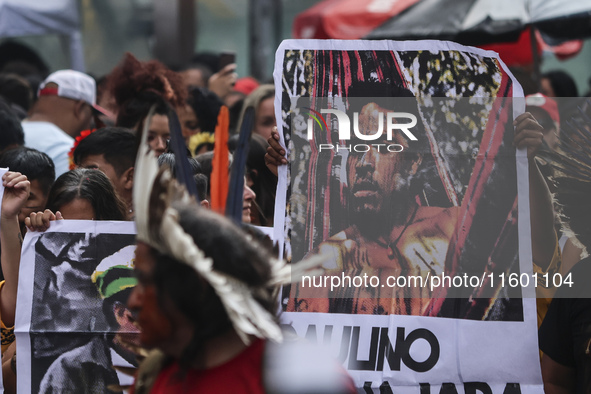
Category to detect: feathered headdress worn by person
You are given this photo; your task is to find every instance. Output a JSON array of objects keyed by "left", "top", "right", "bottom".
[
  {"left": 538, "top": 99, "right": 591, "bottom": 251},
  {"left": 133, "top": 109, "right": 324, "bottom": 344}
]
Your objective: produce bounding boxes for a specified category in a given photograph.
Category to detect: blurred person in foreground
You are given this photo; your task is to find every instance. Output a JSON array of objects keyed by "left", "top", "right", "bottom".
[{"left": 128, "top": 128, "right": 355, "bottom": 393}]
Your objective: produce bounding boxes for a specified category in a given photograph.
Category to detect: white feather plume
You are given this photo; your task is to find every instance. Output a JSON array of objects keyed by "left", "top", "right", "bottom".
[{"left": 132, "top": 109, "right": 325, "bottom": 345}]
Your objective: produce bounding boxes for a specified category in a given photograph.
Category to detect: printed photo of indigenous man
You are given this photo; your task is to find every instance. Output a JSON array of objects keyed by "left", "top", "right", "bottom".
[
  {"left": 288, "top": 82, "right": 458, "bottom": 315},
  {"left": 283, "top": 50, "right": 523, "bottom": 321}
]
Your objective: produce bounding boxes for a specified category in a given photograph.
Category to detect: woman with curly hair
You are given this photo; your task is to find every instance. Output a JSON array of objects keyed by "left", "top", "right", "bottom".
[{"left": 108, "top": 53, "right": 187, "bottom": 157}]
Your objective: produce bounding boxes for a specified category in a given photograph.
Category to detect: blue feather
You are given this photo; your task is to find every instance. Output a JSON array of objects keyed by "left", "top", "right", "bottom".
[
  {"left": 226, "top": 107, "right": 255, "bottom": 222},
  {"left": 168, "top": 108, "right": 200, "bottom": 201}
]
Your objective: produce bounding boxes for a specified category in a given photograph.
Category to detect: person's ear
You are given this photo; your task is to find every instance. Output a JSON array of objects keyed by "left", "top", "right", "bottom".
[
  {"left": 122, "top": 167, "right": 134, "bottom": 191},
  {"left": 200, "top": 199, "right": 210, "bottom": 209},
  {"left": 73, "top": 100, "right": 87, "bottom": 120}
]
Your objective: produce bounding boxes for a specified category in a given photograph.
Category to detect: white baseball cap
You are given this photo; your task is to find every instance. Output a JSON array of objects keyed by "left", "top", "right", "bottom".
[{"left": 38, "top": 69, "right": 112, "bottom": 117}]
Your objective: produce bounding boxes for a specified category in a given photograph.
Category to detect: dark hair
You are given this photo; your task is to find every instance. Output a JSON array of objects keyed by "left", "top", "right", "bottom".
[
  {"left": 47, "top": 169, "right": 127, "bottom": 220},
  {"left": 157, "top": 153, "right": 202, "bottom": 175},
  {"left": 179, "top": 63, "right": 213, "bottom": 85},
  {"left": 0, "top": 41, "right": 48, "bottom": 77},
  {"left": 109, "top": 52, "right": 186, "bottom": 109},
  {"left": 0, "top": 147, "right": 55, "bottom": 195},
  {"left": 0, "top": 98, "right": 24, "bottom": 152},
  {"left": 228, "top": 133, "right": 277, "bottom": 226},
  {"left": 194, "top": 151, "right": 234, "bottom": 198},
  {"left": 150, "top": 205, "right": 274, "bottom": 370},
  {"left": 542, "top": 70, "right": 578, "bottom": 98},
  {"left": 194, "top": 151, "right": 214, "bottom": 197},
  {"left": 193, "top": 174, "right": 208, "bottom": 202},
  {"left": 0, "top": 73, "right": 33, "bottom": 115},
  {"left": 188, "top": 53, "right": 218, "bottom": 75},
  {"left": 157, "top": 153, "right": 207, "bottom": 201},
  {"left": 115, "top": 91, "right": 170, "bottom": 132},
  {"left": 228, "top": 96, "right": 245, "bottom": 134},
  {"left": 73, "top": 127, "right": 137, "bottom": 176},
  {"left": 187, "top": 87, "right": 222, "bottom": 133},
  {"left": 236, "top": 84, "right": 274, "bottom": 136}
]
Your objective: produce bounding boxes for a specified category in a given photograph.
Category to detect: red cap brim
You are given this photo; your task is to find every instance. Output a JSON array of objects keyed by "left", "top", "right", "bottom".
[{"left": 92, "top": 104, "right": 115, "bottom": 120}]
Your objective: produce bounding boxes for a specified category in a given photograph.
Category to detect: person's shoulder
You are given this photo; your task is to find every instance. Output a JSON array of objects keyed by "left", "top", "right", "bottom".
[{"left": 22, "top": 121, "right": 73, "bottom": 145}]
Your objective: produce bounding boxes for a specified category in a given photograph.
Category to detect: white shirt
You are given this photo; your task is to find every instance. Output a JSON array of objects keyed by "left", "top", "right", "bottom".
[{"left": 22, "top": 121, "right": 74, "bottom": 177}]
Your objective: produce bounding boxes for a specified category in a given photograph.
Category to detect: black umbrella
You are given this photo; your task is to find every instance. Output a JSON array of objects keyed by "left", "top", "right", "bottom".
[{"left": 366, "top": 0, "right": 591, "bottom": 45}]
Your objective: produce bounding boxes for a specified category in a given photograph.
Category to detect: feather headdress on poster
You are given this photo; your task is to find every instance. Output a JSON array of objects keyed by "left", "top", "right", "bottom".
[{"left": 133, "top": 109, "right": 324, "bottom": 344}]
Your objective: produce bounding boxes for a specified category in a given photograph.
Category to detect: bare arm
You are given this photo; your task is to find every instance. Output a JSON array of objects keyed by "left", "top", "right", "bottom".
[
  {"left": 0, "top": 172, "right": 30, "bottom": 327},
  {"left": 2, "top": 341, "right": 16, "bottom": 394},
  {"left": 541, "top": 353, "right": 576, "bottom": 394},
  {"left": 560, "top": 238, "right": 584, "bottom": 276}
]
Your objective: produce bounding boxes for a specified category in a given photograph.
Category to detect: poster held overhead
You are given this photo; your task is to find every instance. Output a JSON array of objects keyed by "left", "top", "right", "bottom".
[{"left": 273, "top": 39, "right": 543, "bottom": 392}]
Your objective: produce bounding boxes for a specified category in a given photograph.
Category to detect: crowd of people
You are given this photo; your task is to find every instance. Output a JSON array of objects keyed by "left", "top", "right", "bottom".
[{"left": 0, "top": 41, "right": 588, "bottom": 393}]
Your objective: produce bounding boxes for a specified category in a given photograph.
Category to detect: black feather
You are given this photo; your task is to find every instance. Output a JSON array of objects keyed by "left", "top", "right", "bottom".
[
  {"left": 168, "top": 107, "right": 200, "bottom": 201},
  {"left": 225, "top": 107, "right": 255, "bottom": 222}
]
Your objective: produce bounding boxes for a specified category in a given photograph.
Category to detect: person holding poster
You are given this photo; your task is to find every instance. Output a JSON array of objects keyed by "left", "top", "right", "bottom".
[
  {"left": 272, "top": 40, "right": 555, "bottom": 392},
  {"left": 1, "top": 171, "right": 30, "bottom": 344},
  {"left": 0, "top": 170, "right": 31, "bottom": 394}
]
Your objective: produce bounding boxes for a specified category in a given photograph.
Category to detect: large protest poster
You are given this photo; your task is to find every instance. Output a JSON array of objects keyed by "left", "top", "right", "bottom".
[
  {"left": 274, "top": 40, "right": 543, "bottom": 392},
  {"left": 15, "top": 221, "right": 137, "bottom": 393}
]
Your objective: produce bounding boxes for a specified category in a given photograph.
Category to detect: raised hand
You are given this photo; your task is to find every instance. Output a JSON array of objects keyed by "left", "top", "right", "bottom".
[
  {"left": 208, "top": 64, "right": 238, "bottom": 100},
  {"left": 25, "top": 209, "right": 63, "bottom": 233},
  {"left": 513, "top": 112, "right": 544, "bottom": 161},
  {"left": 264, "top": 127, "right": 287, "bottom": 177},
  {"left": 1, "top": 172, "right": 30, "bottom": 220}
]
